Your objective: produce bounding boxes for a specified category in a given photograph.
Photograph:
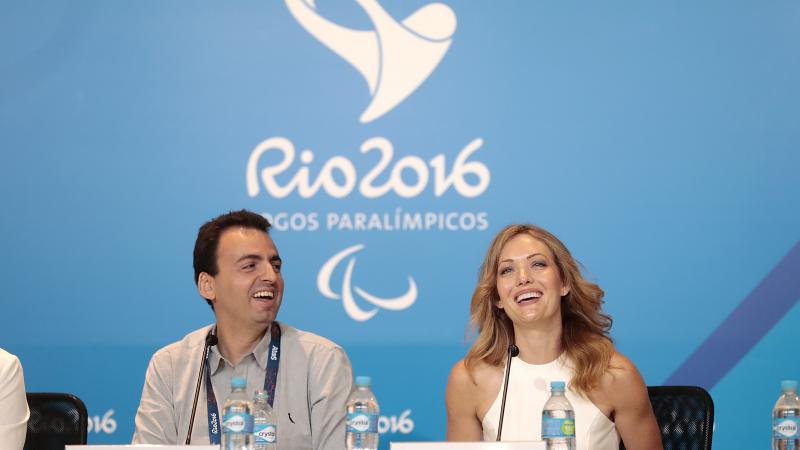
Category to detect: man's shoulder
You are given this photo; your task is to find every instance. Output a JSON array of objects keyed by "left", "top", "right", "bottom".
[
  {"left": 280, "top": 322, "right": 344, "bottom": 353},
  {"left": 150, "top": 324, "right": 214, "bottom": 362},
  {"left": 279, "top": 322, "right": 353, "bottom": 389}
]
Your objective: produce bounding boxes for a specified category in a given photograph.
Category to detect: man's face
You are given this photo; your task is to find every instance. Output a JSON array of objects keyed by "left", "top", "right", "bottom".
[{"left": 200, "top": 227, "right": 284, "bottom": 328}]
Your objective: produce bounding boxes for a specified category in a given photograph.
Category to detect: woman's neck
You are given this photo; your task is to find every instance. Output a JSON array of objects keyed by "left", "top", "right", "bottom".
[{"left": 513, "top": 322, "right": 563, "bottom": 364}]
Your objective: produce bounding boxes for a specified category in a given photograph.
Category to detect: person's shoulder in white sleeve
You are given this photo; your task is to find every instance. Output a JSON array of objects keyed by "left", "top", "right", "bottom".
[{"left": 0, "top": 348, "right": 30, "bottom": 450}]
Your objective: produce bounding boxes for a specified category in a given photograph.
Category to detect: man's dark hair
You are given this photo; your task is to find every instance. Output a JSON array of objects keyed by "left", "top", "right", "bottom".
[{"left": 193, "top": 209, "right": 272, "bottom": 307}]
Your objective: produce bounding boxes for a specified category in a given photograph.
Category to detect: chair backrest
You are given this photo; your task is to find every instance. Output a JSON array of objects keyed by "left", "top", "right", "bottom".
[
  {"left": 621, "top": 386, "right": 714, "bottom": 450},
  {"left": 25, "top": 393, "right": 88, "bottom": 450}
]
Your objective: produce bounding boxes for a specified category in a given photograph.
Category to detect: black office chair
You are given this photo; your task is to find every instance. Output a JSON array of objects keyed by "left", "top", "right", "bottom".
[
  {"left": 25, "top": 393, "right": 88, "bottom": 450},
  {"left": 621, "top": 386, "right": 714, "bottom": 450}
]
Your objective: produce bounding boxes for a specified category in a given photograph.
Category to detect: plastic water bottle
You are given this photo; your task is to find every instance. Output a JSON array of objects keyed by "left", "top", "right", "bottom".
[
  {"left": 541, "top": 381, "right": 576, "bottom": 450},
  {"left": 773, "top": 380, "right": 799, "bottom": 450},
  {"left": 222, "top": 376, "right": 254, "bottom": 450},
  {"left": 346, "top": 376, "right": 380, "bottom": 450},
  {"left": 253, "top": 390, "right": 277, "bottom": 450}
]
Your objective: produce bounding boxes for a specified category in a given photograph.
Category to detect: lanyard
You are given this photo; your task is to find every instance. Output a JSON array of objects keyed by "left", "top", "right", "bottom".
[{"left": 205, "top": 323, "right": 282, "bottom": 444}]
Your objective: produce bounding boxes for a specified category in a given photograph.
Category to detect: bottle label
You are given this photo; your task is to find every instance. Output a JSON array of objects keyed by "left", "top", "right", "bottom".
[
  {"left": 774, "top": 417, "right": 799, "bottom": 440},
  {"left": 346, "top": 412, "right": 378, "bottom": 433},
  {"left": 542, "top": 417, "right": 576, "bottom": 438},
  {"left": 223, "top": 412, "right": 254, "bottom": 434},
  {"left": 254, "top": 423, "right": 277, "bottom": 443}
]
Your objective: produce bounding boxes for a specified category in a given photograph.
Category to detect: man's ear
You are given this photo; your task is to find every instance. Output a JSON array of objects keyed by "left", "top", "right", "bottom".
[{"left": 198, "top": 273, "right": 216, "bottom": 302}]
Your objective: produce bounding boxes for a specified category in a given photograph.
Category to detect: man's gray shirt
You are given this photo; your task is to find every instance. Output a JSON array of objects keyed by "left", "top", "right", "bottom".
[{"left": 132, "top": 322, "right": 353, "bottom": 449}]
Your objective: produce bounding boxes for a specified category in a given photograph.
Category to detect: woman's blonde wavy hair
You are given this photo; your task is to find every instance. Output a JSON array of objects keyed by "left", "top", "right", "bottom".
[{"left": 464, "top": 224, "right": 614, "bottom": 396}]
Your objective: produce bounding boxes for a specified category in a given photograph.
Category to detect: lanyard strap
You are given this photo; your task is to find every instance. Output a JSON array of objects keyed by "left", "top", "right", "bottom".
[{"left": 205, "top": 323, "right": 282, "bottom": 444}]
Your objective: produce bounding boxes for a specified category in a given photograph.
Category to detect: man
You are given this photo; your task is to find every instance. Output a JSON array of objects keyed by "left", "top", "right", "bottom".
[{"left": 132, "top": 210, "right": 353, "bottom": 449}]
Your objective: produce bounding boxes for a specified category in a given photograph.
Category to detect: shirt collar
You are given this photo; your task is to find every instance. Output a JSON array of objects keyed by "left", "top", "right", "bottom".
[
  {"left": 207, "top": 323, "right": 273, "bottom": 375},
  {"left": 251, "top": 322, "right": 273, "bottom": 370}
]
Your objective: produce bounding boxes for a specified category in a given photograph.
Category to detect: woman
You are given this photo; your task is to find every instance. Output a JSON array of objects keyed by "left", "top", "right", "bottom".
[{"left": 446, "top": 225, "right": 661, "bottom": 450}]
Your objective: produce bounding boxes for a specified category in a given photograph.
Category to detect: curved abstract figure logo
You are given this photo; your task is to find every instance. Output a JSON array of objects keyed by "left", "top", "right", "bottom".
[
  {"left": 317, "top": 244, "right": 417, "bottom": 321},
  {"left": 285, "top": 0, "right": 457, "bottom": 123}
]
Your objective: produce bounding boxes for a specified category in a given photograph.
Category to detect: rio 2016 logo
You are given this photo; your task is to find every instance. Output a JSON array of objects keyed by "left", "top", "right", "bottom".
[
  {"left": 247, "top": 137, "right": 489, "bottom": 200},
  {"left": 317, "top": 244, "right": 416, "bottom": 321},
  {"left": 285, "top": 0, "right": 456, "bottom": 123},
  {"left": 245, "top": 1, "right": 490, "bottom": 322},
  {"left": 87, "top": 409, "right": 117, "bottom": 435},
  {"left": 379, "top": 410, "right": 414, "bottom": 434}
]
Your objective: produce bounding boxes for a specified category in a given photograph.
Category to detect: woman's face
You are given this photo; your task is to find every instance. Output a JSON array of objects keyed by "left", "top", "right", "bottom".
[{"left": 495, "top": 233, "right": 570, "bottom": 326}]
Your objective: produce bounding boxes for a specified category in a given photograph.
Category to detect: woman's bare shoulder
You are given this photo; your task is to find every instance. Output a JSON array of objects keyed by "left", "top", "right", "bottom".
[
  {"left": 447, "top": 358, "right": 505, "bottom": 421},
  {"left": 448, "top": 358, "right": 503, "bottom": 391},
  {"left": 600, "top": 352, "right": 663, "bottom": 449},
  {"left": 449, "top": 359, "right": 503, "bottom": 388},
  {"left": 592, "top": 351, "right": 648, "bottom": 405},
  {"left": 606, "top": 352, "right": 644, "bottom": 385},
  {"left": 586, "top": 351, "right": 646, "bottom": 414},
  {"left": 446, "top": 358, "right": 503, "bottom": 440}
]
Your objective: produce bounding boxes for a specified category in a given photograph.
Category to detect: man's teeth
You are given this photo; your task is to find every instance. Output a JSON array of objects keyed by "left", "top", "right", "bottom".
[
  {"left": 253, "top": 291, "right": 274, "bottom": 299},
  {"left": 516, "top": 291, "right": 542, "bottom": 302}
]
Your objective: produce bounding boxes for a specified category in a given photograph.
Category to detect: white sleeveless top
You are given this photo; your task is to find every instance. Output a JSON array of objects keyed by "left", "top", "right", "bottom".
[{"left": 481, "top": 354, "right": 619, "bottom": 450}]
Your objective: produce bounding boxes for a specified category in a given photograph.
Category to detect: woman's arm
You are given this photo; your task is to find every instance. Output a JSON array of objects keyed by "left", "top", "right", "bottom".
[
  {"left": 445, "top": 360, "right": 484, "bottom": 441},
  {"left": 606, "top": 354, "right": 663, "bottom": 450}
]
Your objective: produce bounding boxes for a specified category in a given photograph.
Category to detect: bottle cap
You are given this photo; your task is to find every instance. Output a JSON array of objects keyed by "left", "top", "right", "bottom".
[
  {"left": 550, "top": 381, "right": 566, "bottom": 391},
  {"left": 355, "top": 376, "right": 372, "bottom": 386},
  {"left": 254, "top": 389, "right": 269, "bottom": 401},
  {"left": 231, "top": 376, "right": 247, "bottom": 389},
  {"left": 781, "top": 380, "right": 798, "bottom": 391}
]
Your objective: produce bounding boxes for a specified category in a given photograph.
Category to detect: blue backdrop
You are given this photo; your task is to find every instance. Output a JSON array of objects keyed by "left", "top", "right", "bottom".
[{"left": 1, "top": 1, "right": 798, "bottom": 449}]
